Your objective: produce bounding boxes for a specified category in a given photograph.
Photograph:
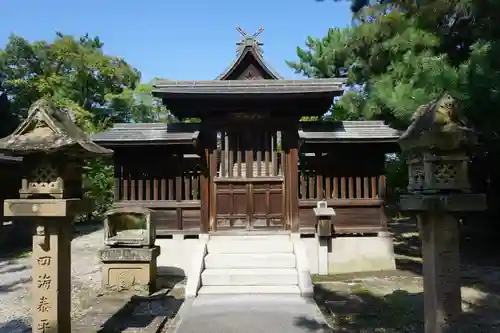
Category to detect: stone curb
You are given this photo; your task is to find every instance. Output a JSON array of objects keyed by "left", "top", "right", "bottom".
[{"left": 162, "top": 298, "right": 194, "bottom": 333}]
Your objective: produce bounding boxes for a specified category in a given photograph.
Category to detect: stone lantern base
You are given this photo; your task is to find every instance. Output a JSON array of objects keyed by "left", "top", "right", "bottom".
[{"left": 99, "top": 246, "right": 161, "bottom": 295}]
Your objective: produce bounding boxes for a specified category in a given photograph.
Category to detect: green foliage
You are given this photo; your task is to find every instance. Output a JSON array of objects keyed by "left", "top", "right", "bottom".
[
  {"left": 291, "top": 0, "right": 500, "bottom": 202},
  {"left": 0, "top": 33, "right": 174, "bottom": 220}
]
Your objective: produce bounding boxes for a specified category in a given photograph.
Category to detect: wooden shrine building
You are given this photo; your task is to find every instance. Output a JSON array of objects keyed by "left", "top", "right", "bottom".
[{"left": 92, "top": 27, "right": 400, "bottom": 237}]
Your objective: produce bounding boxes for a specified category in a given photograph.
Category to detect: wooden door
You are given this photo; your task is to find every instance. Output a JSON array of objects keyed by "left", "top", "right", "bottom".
[{"left": 213, "top": 178, "right": 285, "bottom": 231}]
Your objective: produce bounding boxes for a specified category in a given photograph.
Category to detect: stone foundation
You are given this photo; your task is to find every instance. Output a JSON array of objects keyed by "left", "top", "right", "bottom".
[
  {"left": 300, "top": 232, "right": 396, "bottom": 275},
  {"left": 156, "top": 233, "right": 395, "bottom": 277},
  {"left": 156, "top": 235, "right": 208, "bottom": 277},
  {"left": 100, "top": 246, "right": 160, "bottom": 295}
]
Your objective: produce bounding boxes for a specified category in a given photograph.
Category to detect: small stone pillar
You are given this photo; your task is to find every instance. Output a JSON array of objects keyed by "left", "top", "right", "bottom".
[
  {"left": 398, "top": 94, "right": 486, "bottom": 333},
  {"left": 101, "top": 206, "right": 160, "bottom": 295},
  {"left": 313, "top": 201, "right": 335, "bottom": 275},
  {"left": 0, "top": 98, "right": 113, "bottom": 333}
]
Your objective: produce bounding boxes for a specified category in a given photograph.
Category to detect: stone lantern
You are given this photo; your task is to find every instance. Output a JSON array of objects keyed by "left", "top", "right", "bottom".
[
  {"left": 0, "top": 98, "right": 113, "bottom": 333},
  {"left": 398, "top": 94, "right": 486, "bottom": 333}
]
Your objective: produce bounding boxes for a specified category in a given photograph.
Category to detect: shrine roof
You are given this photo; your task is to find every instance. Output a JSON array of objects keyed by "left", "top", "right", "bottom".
[
  {"left": 91, "top": 123, "right": 199, "bottom": 146},
  {"left": 152, "top": 78, "right": 344, "bottom": 96},
  {"left": 217, "top": 26, "right": 282, "bottom": 80},
  {"left": 299, "top": 121, "right": 400, "bottom": 143}
]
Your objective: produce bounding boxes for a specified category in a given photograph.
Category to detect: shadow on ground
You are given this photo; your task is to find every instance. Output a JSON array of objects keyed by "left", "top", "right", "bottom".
[
  {"left": 0, "top": 318, "right": 30, "bottom": 333},
  {"left": 73, "top": 275, "right": 185, "bottom": 333},
  {"left": 306, "top": 284, "right": 500, "bottom": 333},
  {"left": 390, "top": 217, "right": 500, "bottom": 295},
  {"left": 96, "top": 293, "right": 183, "bottom": 333}
]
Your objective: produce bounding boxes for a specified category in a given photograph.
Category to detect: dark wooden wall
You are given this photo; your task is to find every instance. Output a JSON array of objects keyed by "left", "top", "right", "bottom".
[
  {"left": 297, "top": 143, "right": 387, "bottom": 234},
  {"left": 112, "top": 147, "right": 206, "bottom": 235},
  {"left": 112, "top": 142, "right": 389, "bottom": 235}
]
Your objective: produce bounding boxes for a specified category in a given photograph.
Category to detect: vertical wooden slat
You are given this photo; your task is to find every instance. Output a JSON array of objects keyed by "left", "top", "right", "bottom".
[
  {"left": 228, "top": 147, "right": 234, "bottom": 178},
  {"left": 256, "top": 150, "right": 262, "bottom": 177},
  {"left": 168, "top": 179, "right": 174, "bottom": 200},
  {"left": 210, "top": 148, "right": 218, "bottom": 231},
  {"left": 325, "top": 176, "right": 331, "bottom": 199},
  {"left": 161, "top": 178, "right": 166, "bottom": 200},
  {"left": 145, "top": 178, "right": 151, "bottom": 200},
  {"left": 153, "top": 179, "right": 159, "bottom": 200},
  {"left": 138, "top": 179, "right": 143, "bottom": 200},
  {"left": 193, "top": 173, "right": 199, "bottom": 200},
  {"left": 378, "top": 175, "right": 387, "bottom": 199},
  {"left": 363, "top": 177, "right": 369, "bottom": 199},
  {"left": 317, "top": 174, "right": 323, "bottom": 200},
  {"left": 289, "top": 147, "right": 300, "bottom": 232},
  {"left": 272, "top": 150, "right": 278, "bottom": 176},
  {"left": 220, "top": 147, "right": 226, "bottom": 177},
  {"left": 123, "top": 177, "right": 128, "bottom": 200},
  {"left": 176, "top": 161, "right": 183, "bottom": 230},
  {"left": 246, "top": 150, "right": 253, "bottom": 178},
  {"left": 348, "top": 177, "right": 354, "bottom": 199},
  {"left": 237, "top": 150, "right": 242, "bottom": 177},
  {"left": 333, "top": 177, "right": 338, "bottom": 198},
  {"left": 264, "top": 149, "right": 270, "bottom": 176},
  {"left": 356, "top": 177, "right": 362, "bottom": 199},
  {"left": 340, "top": 177, "right": 346, "bottom": 199},
  {"left": 184, "top": 174, "right": 190, "bottom": 200},
  {"left": 130, "top": 178, "right": 135, "bottom": 200},
  {"left": 308, "top": 174, "right": 314, "bottom": 199},
  {"left": 371, "top": 176, "right": 377, "bottom": 199},
  {"left": 200, "top": 149, "right": 209, "bottom": 233}
]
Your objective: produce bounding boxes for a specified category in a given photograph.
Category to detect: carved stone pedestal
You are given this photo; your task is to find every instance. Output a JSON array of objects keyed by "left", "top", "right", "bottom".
[
  {"left": 100, "top": 246, "right": 161, "bottom": 295},
  {"left": 4, "top": 199, "right": 84, "bottom": 333},
  {"left": 400, "top": 193, "right": 486, "bottom": 333}
]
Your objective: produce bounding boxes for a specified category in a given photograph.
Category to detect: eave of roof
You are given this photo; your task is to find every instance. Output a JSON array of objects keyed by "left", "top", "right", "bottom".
[
  {"left": 91, "top": 123, "right": 199, "bottom": 146},
  {"left": 216, "top": 46, "right": 282, "bottom": 80},
  {"left": 152, "top": 78, "right": 345, "bottom": 97},
  {"left": 298, "top": 121, "right": 401, "bottom": 143}
]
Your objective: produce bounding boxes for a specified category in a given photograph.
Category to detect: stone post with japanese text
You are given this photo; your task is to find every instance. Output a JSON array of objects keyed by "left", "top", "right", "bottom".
[
  {"left": 0, "top": 98, "right": 113, "bottom": 333},
  {"left": 398, "top": 94, "right": 486, "bottom": 333}
]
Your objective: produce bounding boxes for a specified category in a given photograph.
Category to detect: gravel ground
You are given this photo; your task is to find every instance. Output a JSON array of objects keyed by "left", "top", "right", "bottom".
[{"left": 0, "top": 224, "right": 104, "bottom": 333}]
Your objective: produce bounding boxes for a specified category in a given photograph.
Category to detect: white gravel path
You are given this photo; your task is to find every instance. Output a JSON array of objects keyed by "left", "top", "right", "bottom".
[{"left": 0, "top": 225, "right": 104, "bottom": 333}]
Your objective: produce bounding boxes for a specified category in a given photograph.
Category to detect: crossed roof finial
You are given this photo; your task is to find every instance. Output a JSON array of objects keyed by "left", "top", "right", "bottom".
[
  {"left": 236, "top": 26, "right": 264, "bottom": 38},
  {"left": 235, "top": 26, "right": 265, "bottom": 55}
]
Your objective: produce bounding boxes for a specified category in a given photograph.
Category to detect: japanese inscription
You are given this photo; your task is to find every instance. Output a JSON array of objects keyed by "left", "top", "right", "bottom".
[
  {"left": 35, "top": 254, "right": 54, "bottom": 331},
  {"left": 37, "top": 273, "right": 52, "bottom": 290},
  {"left": 37, "top": 296, "right": 51, "bottom": 313},
  {"left": 36, "top": 319, "right": 51, "bottom": 333},
  {"left": 36, "top": 256, "right": 52, "bottom": 266}
]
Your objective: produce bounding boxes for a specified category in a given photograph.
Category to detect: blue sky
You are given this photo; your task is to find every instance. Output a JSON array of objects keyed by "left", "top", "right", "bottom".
[{"left": 1, "top": 0, "right": 352, "bottom": 83}]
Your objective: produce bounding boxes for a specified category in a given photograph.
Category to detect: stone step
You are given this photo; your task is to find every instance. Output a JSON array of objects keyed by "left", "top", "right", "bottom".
[
  {"left": 197, "top": 285, "right": 301, "bottom": 295},
  {"left": 207, "top": 239, "right": 293, "bottom": 254},
  {"left": 201, "top": 268, "right": 298, "bottom": 286},
  {"left": 204, "top": 253, "right": 296, "bottom": 269}
]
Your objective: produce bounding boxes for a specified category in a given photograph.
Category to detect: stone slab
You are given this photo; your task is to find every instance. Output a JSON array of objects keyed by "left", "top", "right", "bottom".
[
  {"left": 169, "top": 295, "right": 330, "bottom": 333},
  {"left": 100, "top": 245, "right": 161, "bottom": 262}
]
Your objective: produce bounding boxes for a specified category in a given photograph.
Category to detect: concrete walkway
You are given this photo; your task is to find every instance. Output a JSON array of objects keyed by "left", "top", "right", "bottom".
[{"left": 169, "top": 295, "right": 331, "bottom": 333}]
